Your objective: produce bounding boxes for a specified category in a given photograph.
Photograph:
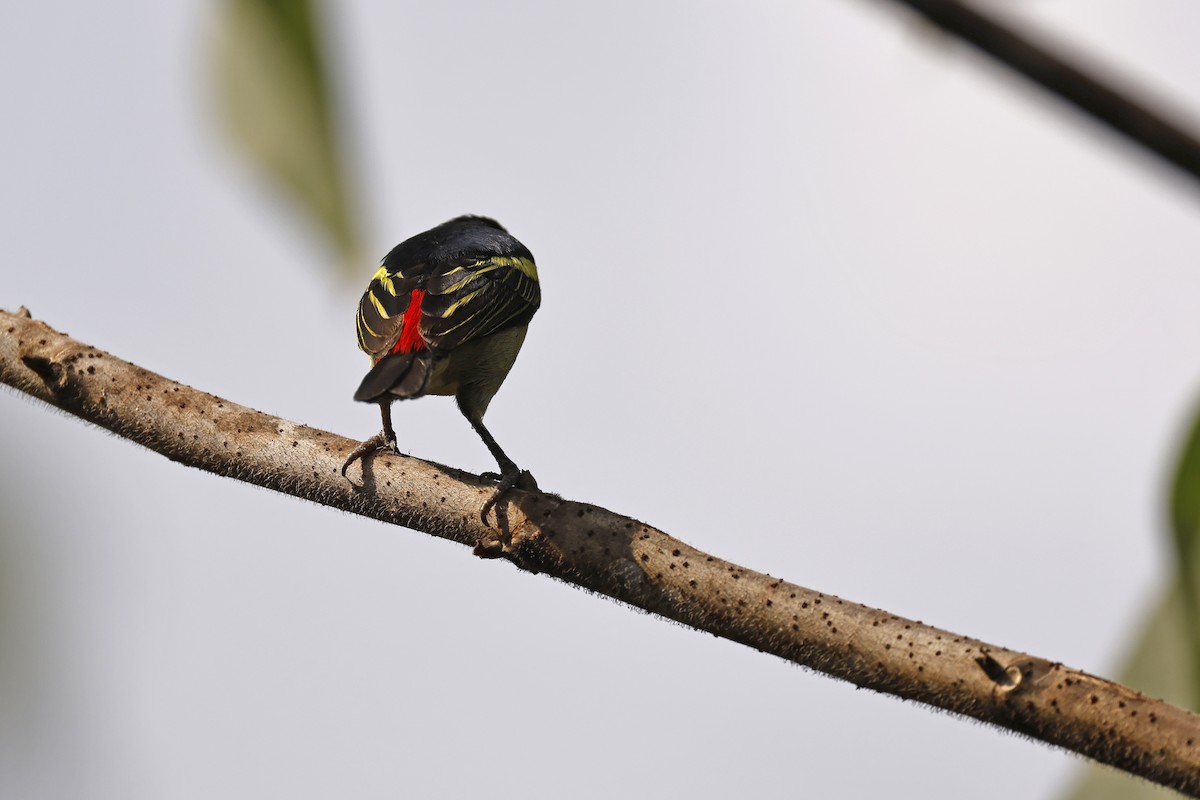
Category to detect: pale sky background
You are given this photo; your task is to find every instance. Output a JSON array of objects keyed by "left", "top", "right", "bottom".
[{"left": 3, "top": 1, "right": 1200, "bottom": 798}]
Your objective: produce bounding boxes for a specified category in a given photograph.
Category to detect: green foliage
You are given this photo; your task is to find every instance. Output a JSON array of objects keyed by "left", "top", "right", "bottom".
[
  {"left": 1169, "top": 404, "right": 1200, "bottom": 698},
  {"left": 213, "top": 0, "right": 362, "bottom": 272},
  {"left": 1063, "top": 409, "right": 1200, "bottom": 798},
  {"left": 1063, "top": 586, "right": 1194, "bottom": 798}
]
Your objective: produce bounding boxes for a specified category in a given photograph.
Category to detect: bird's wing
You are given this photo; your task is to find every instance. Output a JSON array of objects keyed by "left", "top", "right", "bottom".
[
  {"left": 419, "top": 254, "right": 540, "bottom": 352},
  {"left": 354, "top": 265, "right": 424, "bottom": 358}
]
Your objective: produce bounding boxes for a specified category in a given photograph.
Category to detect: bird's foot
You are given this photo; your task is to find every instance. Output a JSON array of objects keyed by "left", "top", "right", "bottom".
[
  {"left": 480, "top": 469, "right": 538, "bottom": 490},
  {"left": 341, "top": 432, "right": 398, "bottom": 477},
  {"left": 479, "top": 469, "right": 537, "bottom": 526}
]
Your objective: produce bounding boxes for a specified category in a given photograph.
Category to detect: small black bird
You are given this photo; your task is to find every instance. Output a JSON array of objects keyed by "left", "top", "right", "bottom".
[{"left": 341, "top": 216, "right": 541, "bottom": 524}]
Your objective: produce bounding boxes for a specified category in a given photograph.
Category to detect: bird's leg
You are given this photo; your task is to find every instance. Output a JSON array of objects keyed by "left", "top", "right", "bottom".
[
  {"left": 467, "top": 414, "right": 537, "bottom": 526},
  {"left": 341, "top": 401, "right": 399, "bottom": 477}
]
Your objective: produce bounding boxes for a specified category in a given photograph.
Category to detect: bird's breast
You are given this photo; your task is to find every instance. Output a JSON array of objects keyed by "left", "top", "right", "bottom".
[{"left": 425, "top": 325, "right": 530, "bottom": 403}]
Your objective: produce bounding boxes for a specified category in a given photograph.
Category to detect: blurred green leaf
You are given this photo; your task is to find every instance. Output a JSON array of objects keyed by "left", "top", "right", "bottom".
[
  {"left": 1169, "top": 403, "right": 1200, "bottom": 696},
  {"left": 1061, "top": 583, "right": 1194, "bottom": 799},
  {"left": 213, "top": 0, "right": 362, "bottom": 272},
  {"left": 1062, "top": 408, "right": 1200, "bottom": 798}
]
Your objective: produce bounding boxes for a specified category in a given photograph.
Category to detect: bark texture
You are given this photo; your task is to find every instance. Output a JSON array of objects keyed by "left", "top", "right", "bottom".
[{"left": 3, "top": 307, "right": 1199, "bottom": 795}]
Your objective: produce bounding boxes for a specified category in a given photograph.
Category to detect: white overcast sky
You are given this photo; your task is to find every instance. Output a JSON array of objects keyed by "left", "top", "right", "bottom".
[{"left": 3, "top": 1, "right": 1200, "bottom": 798}]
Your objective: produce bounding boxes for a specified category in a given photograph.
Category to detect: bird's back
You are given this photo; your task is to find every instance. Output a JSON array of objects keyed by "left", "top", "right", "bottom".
[
  {"left": 352, "top": 216, "right": 540, "bottom": 404},
  {"left": 355, "top": 216, "right": 539, "bottom": 360}
]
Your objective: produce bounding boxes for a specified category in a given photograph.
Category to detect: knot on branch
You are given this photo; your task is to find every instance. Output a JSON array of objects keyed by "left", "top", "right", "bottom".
[
  {"left": 21, "top": 354, "right": 67, "bottom": 392},
  {"left": 977, "top": 652, "right": 1022, "bottom": 690}
]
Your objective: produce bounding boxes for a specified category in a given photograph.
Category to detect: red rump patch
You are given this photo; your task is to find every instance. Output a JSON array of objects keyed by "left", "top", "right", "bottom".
[{"left": 393, "top": 289, "right": 427, "bottom": 354}]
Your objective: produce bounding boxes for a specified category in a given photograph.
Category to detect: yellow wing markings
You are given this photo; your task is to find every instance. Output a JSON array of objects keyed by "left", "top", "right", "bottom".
[
  {"left": 428, "top": 257, "right": 539, "bottom": 295},
  {"left": 367, "top": 290, "right": 392, "bottom": 320},
  {"left": 355, "top": 307, "right": 375, "bottom": 338},
  {"left": 371, "top": 265, "right": 399, "bottom": 296},
  {"left": 440, "top": 288, "right": 484, "bottom": 318},
  {"left": 435, "top": 296, "right": 516, "bottom": 337},
  {"left": 497, "top": 255, "right": 538, "bottom": 281}
]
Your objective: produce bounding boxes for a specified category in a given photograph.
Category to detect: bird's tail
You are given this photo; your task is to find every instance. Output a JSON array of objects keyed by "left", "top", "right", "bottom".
[{"left": 353, "top": 352, "right": 433, "bottom": 402}]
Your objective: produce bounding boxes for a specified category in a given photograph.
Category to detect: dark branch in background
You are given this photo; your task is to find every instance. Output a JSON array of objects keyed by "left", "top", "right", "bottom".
[
  {"left": 3, "top": 307, "right": 1200, "bottom": 795},
  {"left": 884, "top": 0, "right": 1200, "bottom": 186}
]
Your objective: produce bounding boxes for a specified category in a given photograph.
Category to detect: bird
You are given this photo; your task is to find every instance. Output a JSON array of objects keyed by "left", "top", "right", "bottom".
[{"left": 341, "top": 215, "right": 541, "bottom": 525}]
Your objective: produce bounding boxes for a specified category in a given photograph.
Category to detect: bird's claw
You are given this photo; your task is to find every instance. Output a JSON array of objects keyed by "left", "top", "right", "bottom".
[
  {"left": 480, "top": 469, "right": 537, "bottom": 526},
  {"left": 341, "top": 432, "right": 398, "bottom": 477},
  {"left": 480, "top": 469, "right": 538, "bottom": 490}
]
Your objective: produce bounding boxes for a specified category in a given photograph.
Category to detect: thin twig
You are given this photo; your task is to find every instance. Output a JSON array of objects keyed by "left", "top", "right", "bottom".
[
  {"left": 2, "top": 306, "right": 1199, "bottom": 795},
  {"left": 884, "top": 0, "right": 1200, "bottom": 186}
]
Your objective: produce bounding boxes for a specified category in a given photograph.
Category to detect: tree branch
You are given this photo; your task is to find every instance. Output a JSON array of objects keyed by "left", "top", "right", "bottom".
[
  {"left": 882, "top": 0, "right": 1200, "bottom": 187},
  {"left": 3, "top": 306, "right": 1199, "bottom": 795}
]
